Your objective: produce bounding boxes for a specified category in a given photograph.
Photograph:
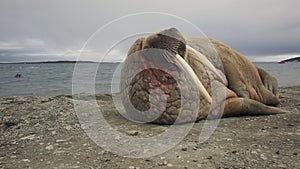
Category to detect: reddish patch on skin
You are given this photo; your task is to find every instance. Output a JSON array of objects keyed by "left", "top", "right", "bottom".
[
  {"left": 147, "top": 69, "right": 176, "bottom": 88},
  {"left": 226, "top": 88, "right": 238, "bottom": 99},
  {"left": 135, "top": 41, "right": 184, "bottom": 111},
  {"left": 137, "top": 41, "right": 177, "bottom": 92}
]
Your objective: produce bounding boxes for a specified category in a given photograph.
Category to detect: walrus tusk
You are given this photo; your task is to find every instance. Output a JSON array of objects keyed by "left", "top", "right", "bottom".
[
  {"left": 186, "top": 45, "right": 226, "bottom": 84},
  {"left": 175, "top": 54, "right": 212, "bottom": 103}
]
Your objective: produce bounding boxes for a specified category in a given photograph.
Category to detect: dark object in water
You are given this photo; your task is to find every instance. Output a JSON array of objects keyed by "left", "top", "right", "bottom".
[{"left": 15, "top": 74, "right": 22, "bottom": 78}]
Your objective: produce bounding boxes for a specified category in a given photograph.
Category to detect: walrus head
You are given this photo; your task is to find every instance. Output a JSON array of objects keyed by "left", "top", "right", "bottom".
[
  {"left": 120, "top": 28, "right": 219, "bottom": 124},
  {"left": 137, "top": 28, "right": 187, "bottom": 56}
]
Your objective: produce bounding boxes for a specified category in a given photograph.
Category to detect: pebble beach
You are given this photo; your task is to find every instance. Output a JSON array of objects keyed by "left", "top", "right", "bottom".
[{"left": 0, "top": 86, "right": 299, "bottom": 168}]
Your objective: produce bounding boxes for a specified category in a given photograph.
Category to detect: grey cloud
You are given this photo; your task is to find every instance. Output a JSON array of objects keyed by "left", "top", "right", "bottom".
[{"left": 0, "top": 0, "right": 299, "bottom": 62}]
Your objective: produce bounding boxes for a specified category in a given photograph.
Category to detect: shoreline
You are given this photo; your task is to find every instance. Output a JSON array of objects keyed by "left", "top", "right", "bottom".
[
  {"left": 0, "top": 86, "right": 299, "bottom": 168},
  {"left": 1, "top": 85, "right": 299, "bottom": 99}
]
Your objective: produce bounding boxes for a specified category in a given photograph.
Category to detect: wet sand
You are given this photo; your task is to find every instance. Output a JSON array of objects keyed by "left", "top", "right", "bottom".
[{"left": 0, "top": 86, "right": 299, "bottom": 169}]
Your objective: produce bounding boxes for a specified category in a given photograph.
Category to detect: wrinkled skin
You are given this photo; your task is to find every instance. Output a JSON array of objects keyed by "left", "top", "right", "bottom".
[
  {"left": 257, "top": 66, "right": 279, "bottom": 96},
  {"left": 120, "top": 28, "right": 286, "bottom": 124}
]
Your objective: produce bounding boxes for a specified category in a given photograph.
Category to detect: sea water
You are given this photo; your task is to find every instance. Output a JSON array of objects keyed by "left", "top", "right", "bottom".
[{"left": 0, "top": 62, "right": 299, "bottom": 98}]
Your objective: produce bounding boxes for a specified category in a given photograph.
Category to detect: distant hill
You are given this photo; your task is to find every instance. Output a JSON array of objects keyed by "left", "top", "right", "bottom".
[{"left": 279, "top": 56, "right": 300, "bottom": 63}]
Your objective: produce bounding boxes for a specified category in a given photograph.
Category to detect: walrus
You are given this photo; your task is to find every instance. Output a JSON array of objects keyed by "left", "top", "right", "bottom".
[{"left": 120, "top": 28, "right": 286, "bottom": 124}]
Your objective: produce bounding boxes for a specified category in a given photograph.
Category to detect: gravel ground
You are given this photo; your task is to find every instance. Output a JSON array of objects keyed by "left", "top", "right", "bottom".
[{"left": 0, "top": 86, "right": 299, "bottom": 169}]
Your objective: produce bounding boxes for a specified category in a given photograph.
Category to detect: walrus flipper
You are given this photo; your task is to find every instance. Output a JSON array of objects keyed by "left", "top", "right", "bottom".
[
  {"left": 256, "top": 66, "right": 278, "bottom": 96},
  {"left": 222, "top": 97, "right": 287, "bottom": 118}
]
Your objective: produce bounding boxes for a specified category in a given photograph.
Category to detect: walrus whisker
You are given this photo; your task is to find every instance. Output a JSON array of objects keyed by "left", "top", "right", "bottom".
[
  {"left": 175, "top": 54, "right": 212, "bottom": 103},
  {"left": 186, "top": 45, "right": 226, "bottom": 84}
]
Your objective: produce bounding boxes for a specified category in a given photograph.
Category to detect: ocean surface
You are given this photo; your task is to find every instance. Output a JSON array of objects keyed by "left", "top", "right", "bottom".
[{"left": 0, "top": 62, "right": 299, "bottom": 98}]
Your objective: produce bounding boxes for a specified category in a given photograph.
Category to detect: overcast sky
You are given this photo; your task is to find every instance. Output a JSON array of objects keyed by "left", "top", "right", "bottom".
[{"left": 0, "top": 0, "right": 299, "bottom": 62}]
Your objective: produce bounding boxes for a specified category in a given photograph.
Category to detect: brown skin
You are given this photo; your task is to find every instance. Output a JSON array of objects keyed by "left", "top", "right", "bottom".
[
  {"left": 256, "top": 66, "right": 279, "bottom": 96},
  {"left": 208, "top": 38, "right": 280, "bottom": 106},
  {"left": 121, "top": 28, "right": 286, "bottom": 124}
]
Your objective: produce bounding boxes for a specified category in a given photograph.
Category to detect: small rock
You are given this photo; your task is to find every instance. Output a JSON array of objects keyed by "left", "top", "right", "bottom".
[
  {"left": 260, "top": 154, "right": 268, "bottom": 160},
  {"left": 167, "top": 163, "right": 173, "bottom": 167},
  {"left": 128, "top": 166, "right": 135, "bottom": 169},
  {"left": 275, "top": 150, "right": 280, "bottom": 154},
  {"left": 277, "top": 164, "right": 287, "bottom": 168},
  {"left": 53, "top": 150, "right": 65, "bottom": 154},
  {"left": 65, "top": 126, "right": 72, "bottom": 130},
  {"left": 287, "top": 123, "right": 294, "bottom": 126},
  {"left": 20, "top": 134, "right": 36, "bottom": 140},
  {"left": 163, "top": 161, "right": 168, "bottom": 165},
  {"left": 181, "top": 147, "right": 188, "bottom": 151},
  {"left": 10, "top": 156, "right": 17, "bottom": 159},
  {"left": 292, "top": 108, "right": 298, "bottom": 113},
  {"left": 55, "top": 139, "right": 66, "bottom": 143},
  {"left": 293, "top": 152, "right": 297, "bottom": 156},
  {"left": 22, "top": 159, "right": 30, "bottom": 162},
  {"left": 127, "top": 130, "right": 139, "bottom": 136},
  {"left": 158, "top": 162, "right": 164, "bottom": 166},
  {"left": 160, "top": 156, "right": 165, "bottom": 160},
  {"left": 45, "top": 145, "right": 54, "bottom": 150},
  {"left": 207, "top": 156, "right": 212, "bottom": 160}
]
